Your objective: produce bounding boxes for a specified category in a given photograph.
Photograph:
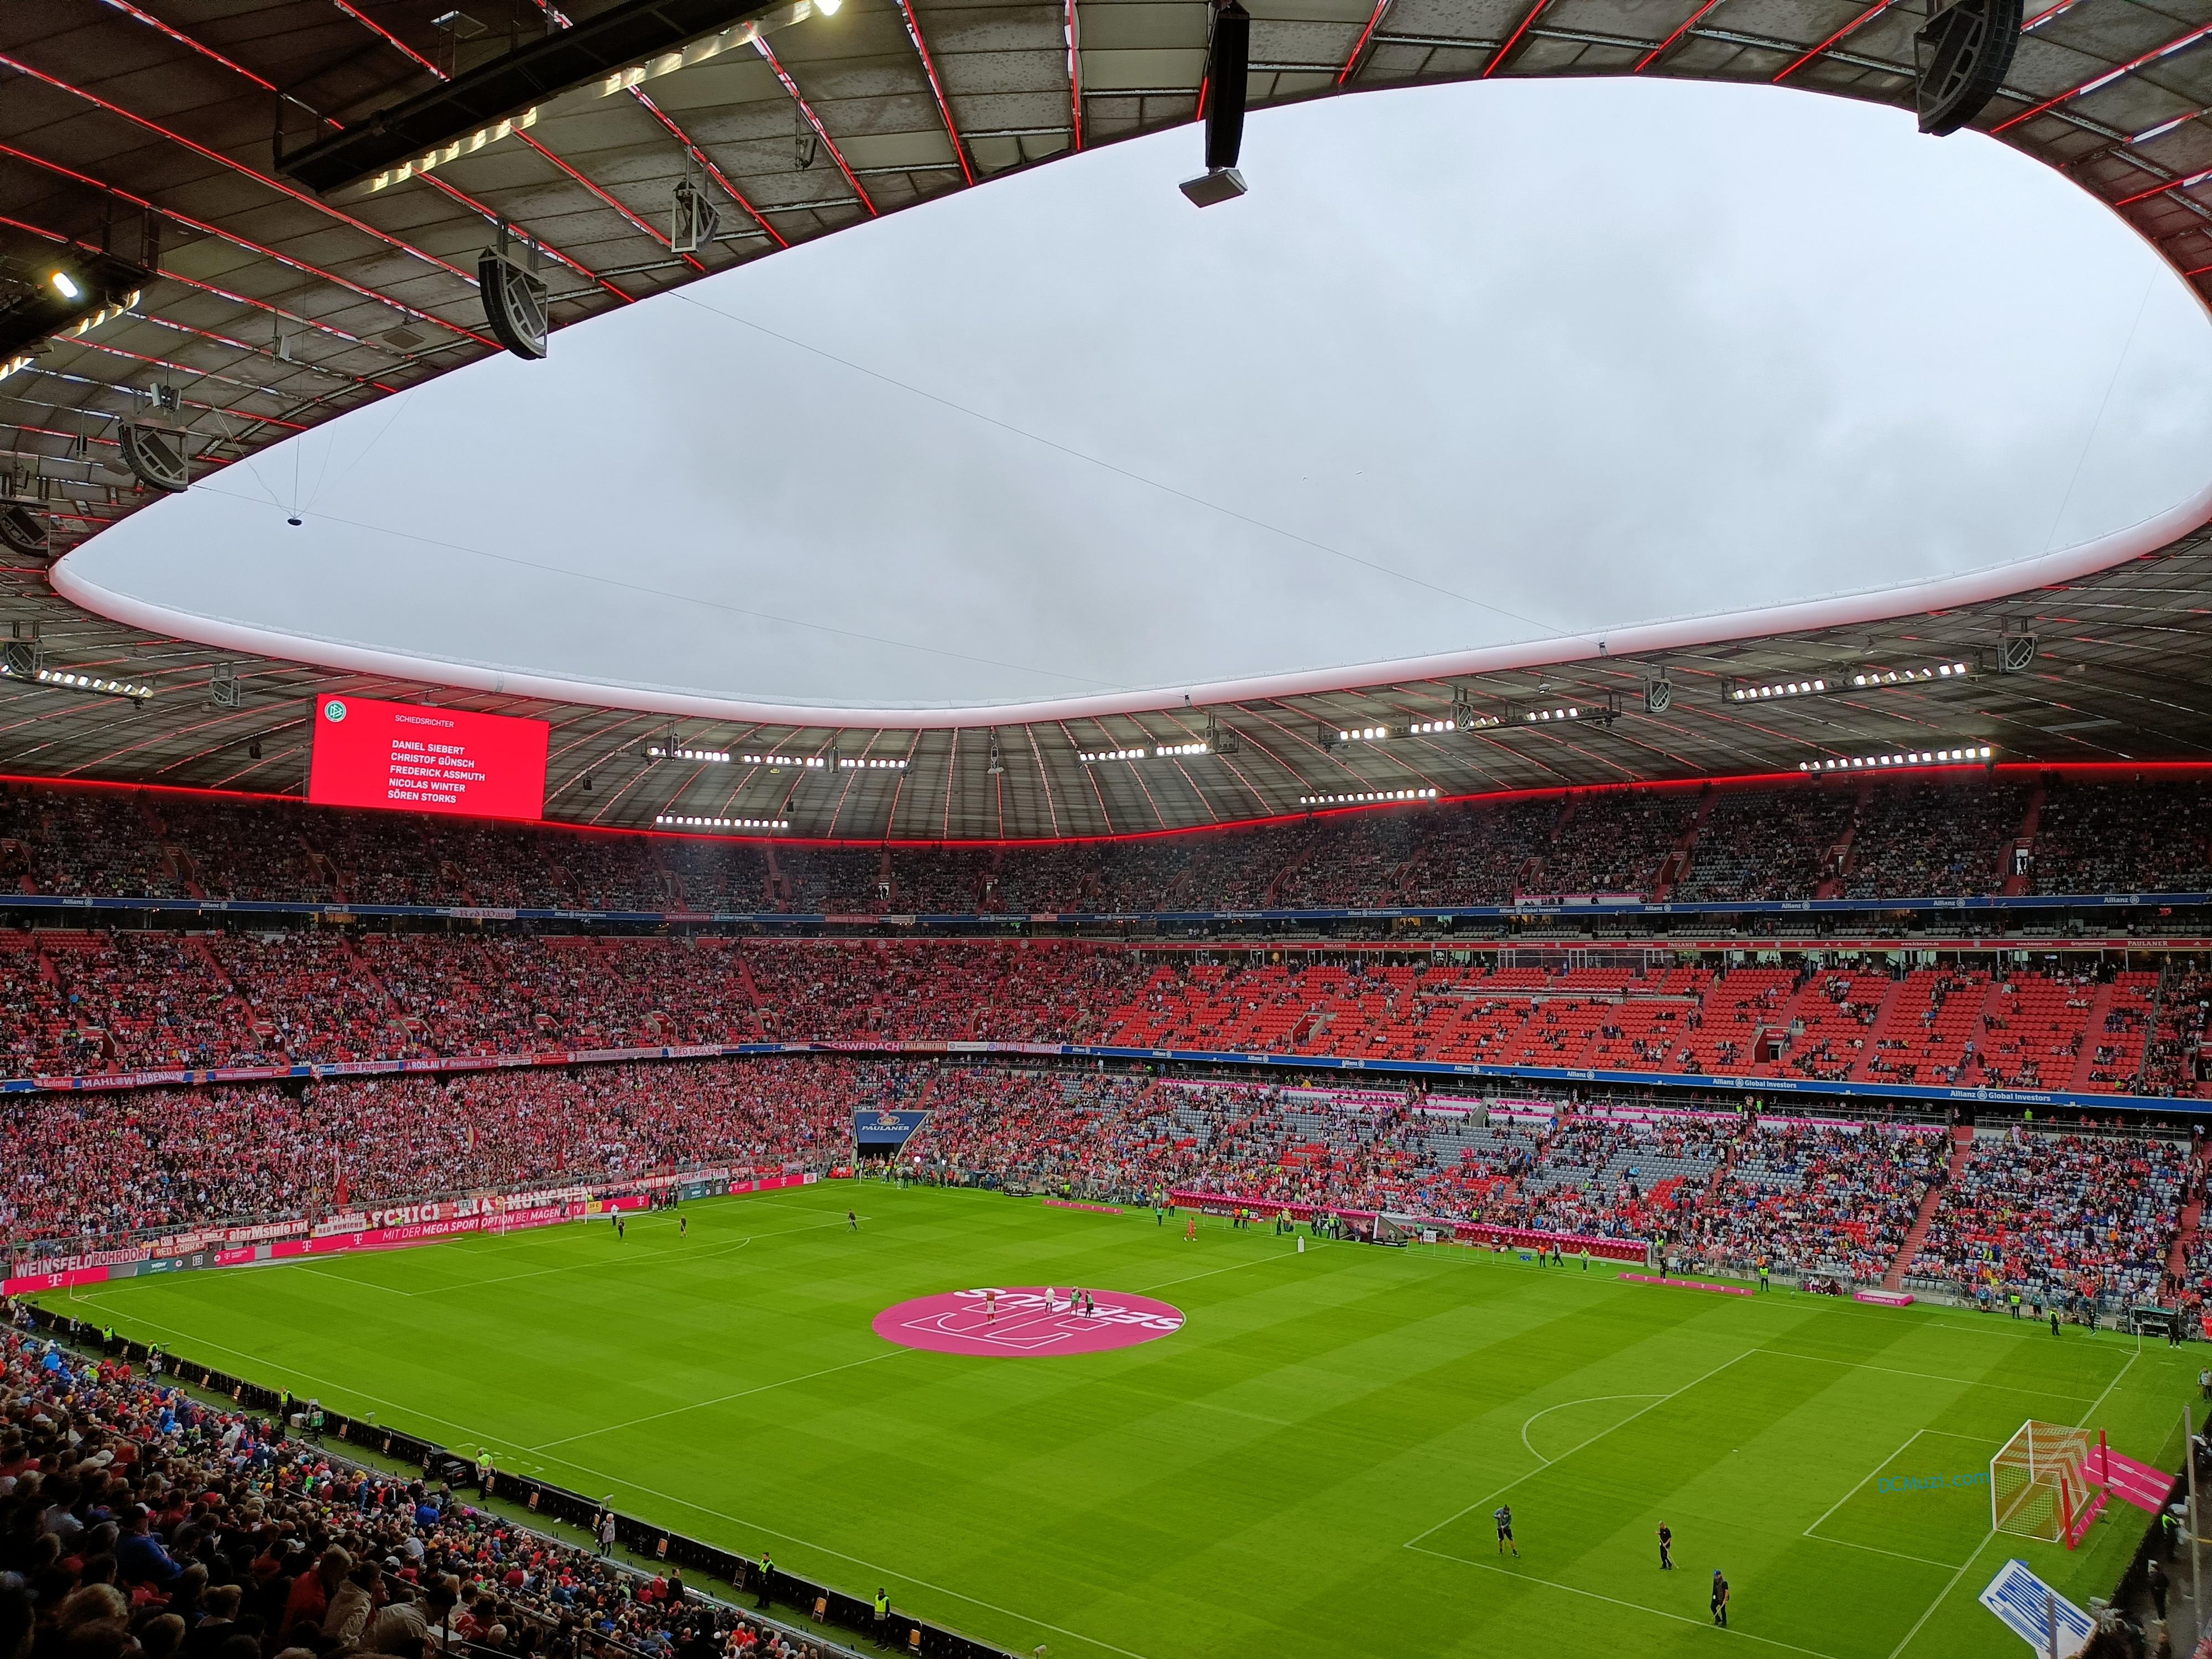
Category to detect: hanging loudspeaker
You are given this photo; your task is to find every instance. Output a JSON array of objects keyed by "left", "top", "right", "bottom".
[
  {"left": 119, "top": 424, "right": 191, "bottom": 494},
  {"left": 1180, "top": 2, "right": 1250, "bottom": 206},
  {"left": 1915, "top": 0, "right": 2023, "bottom": 136},
  {"left": 478, "top": 249, "right": 550, "bottom": 359},
  {"left": 1205, "top": 3, "right": 1250, "bottom": 171},
  {"left": 0, "top": 505, "right": 50, "bottom": 560}
]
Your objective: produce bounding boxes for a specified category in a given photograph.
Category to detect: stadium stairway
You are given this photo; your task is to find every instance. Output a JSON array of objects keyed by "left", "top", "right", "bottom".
[
  {"left": 2169, "top": 1138, "right": 2212, "bottom": 1283},
  {"left": 342, "top": 936, "right": 401, "bottom": 1016},
  {"left": 1884, "top": 1124, "right": 1973, "bottom": 1290},
  {"left": 1651, "top": 787, "right": 1715, "bottom": 902},
  {"left": 1847, "top": 975, "right": 1912, "bottom": 1081},
  {"left": 2000, "top": 780, "right": 2046, "bottom": 899},
  {"left": 2067, "top": 983, "right": 2121, "bottom": 1092}
]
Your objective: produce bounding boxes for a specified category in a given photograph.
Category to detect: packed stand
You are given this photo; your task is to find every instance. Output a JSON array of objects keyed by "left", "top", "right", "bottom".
[
  {"left": 1, "top": 1057, "right": 852, "bottom": 1255},
  {"left": 2, "top": 771, "right": 2210, "bottom": 914},
  {"left": 2031, "top": 779, "right": 2212, "bottom": 896},
  {"left": 1671, "top": 788, "right": 1851, "bottom": 902},
  {"left": 0, "top": 1322, "right": 838, "bottom": 1659},
  {"left": 1910, "top": 1126, "right": 2190, "bottom": 1308},
  {"left": 1840, "top": 779, "right": 2025, "bottom": 899}
]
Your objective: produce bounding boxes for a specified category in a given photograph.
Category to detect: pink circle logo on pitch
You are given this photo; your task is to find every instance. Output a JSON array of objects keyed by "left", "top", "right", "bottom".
[{"left": 873, "top": 1288, "right": 1184, "bottom": 1357}]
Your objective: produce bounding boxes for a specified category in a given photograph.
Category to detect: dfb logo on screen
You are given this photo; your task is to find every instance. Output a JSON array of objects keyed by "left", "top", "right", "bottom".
[{"left": 325, "top": 700, "right": 346, "bottom": 722}]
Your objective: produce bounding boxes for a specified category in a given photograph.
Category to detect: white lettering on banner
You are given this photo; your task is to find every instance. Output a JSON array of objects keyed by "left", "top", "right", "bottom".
[
  {"left": 1978, "top": 1561, "right": 2092, "bottom": 1657},
  {"left": 10, "top": 1174, "right": 846, "bottom": 1286}
]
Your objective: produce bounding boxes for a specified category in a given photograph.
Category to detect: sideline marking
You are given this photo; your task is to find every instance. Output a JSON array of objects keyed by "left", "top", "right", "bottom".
[
  {"left": 41, "top": 1308, "right": 1162, "bottom": 1659},
  {"left": 1884, "top": 1530, "right": 1995, "bottom": 1659},
  {"left": 1799, "top": 1426, "right": 1990, "bottom": 1546},
  {"left": 1405, "top": 1543, "right": 1844, "bottom": 1659},
  {"left": 527, "top": 1349, "right": 911, "bottom": 1452},
  {"left": 1403, "top": 1347, "right": 1758, "bottom": 1548},
  {"left": 521, "top": 1448, "right": 1161, "bottom": 1659},
  {"left": 1757, "top": 1345, "right": 2096, "bottom": 1402},
  {"left": 1138, "top": 1246, "right": 1322, "bottom": 1293},
  {"left": 2079, "top": 1348, "right": 2139, "bottom": 1425},
  {"left": 1812, "top": 1535, "right": 1968, "bottom": 1572},
  {"left": 1518, "top": 1394, "right": 1663, "bottom": 1468},
  {"left": 1882, "top": 1338, "right": 2142, "bottom": 1656}
]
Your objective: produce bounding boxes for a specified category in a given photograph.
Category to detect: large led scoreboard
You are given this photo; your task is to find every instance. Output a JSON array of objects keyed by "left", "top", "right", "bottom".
[{"left": 307, "top": 696, "right": 549, "bottom": 820}]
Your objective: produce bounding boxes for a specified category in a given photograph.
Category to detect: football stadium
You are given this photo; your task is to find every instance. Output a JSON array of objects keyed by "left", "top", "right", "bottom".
[{"left": 8, "top": 2, "right": 2212, "bottom": 1658}]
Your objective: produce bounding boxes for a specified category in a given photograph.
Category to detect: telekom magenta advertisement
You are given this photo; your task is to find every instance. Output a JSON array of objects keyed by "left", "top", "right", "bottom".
[{"left": 307, "top": 695, "right": 548, "bottom": 819}]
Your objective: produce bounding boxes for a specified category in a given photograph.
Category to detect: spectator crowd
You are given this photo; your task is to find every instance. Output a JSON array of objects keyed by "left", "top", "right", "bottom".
[
  {"left": 11, "top": 771, "right": 2212, "bottom": 917},
  {"left": 0, "top": 1320, "right": 838, "bottom": 1659}
]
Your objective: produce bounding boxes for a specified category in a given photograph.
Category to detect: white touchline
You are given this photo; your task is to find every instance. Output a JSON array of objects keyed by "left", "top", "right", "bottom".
[
  {"left": 1404, "top": 1544, "right": 1845, "bottom": 1659},
  {"left": 1812, "top": 1535, "right": 1968, "bottom": 1573},
  {"left": 526, "top": 1349, "right": 912, "bottom": 1452},
  {"left": 1138, "top": 1251, "right": 1306, "bottom": 1293},
  {"left": 73, "top": 1305, "right": 490, "bottom": 1446},
  {"left": 526, "top": 1451, "right": 1161, "bottom": 1659},
  {"left": 2078, "top": 1349, "right": 2138, "bottom": 1427},
  {"left": 1757, "top": 1347, "right": 2096, "bottom": 1403},
  {"left": 1402, "top": 1347, "right": 1759, "bottom": 1548},
  {"left": 1880, "top": 1350, "right": 2132, "bottom": 1659},
  {"left": 1885, "top": 1529, "right": 1995, "bottom": 1659}
]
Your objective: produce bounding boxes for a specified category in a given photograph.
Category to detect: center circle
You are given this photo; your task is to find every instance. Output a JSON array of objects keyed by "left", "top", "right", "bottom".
[{"left": 873, "top": 1287, "right": 1185, "bottom": 1357}]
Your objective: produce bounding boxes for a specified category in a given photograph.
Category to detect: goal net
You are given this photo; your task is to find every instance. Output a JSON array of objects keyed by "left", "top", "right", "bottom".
[{"left": 1992, "top": 1421, "right": 2105, "bottom": 1547}]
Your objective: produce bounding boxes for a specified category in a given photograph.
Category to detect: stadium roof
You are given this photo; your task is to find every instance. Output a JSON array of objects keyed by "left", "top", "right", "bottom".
[{"left": 4, "top": 0, "right": 2212, "bottom": 838}]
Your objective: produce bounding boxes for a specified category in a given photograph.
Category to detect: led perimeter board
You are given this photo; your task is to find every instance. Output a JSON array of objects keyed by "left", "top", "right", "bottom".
[{"left": 307, "top": 696, "right": 549, "bottom": 819}]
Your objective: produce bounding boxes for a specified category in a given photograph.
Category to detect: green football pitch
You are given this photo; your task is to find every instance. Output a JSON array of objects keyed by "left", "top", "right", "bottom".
[{"left": 46, "top": 1182, "right": 2197, "bottom": 1659}]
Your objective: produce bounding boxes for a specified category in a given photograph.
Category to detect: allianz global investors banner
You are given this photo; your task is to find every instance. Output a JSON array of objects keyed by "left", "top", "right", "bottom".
[{"left": 307, "top": 695, "right": 549, "bottom": 818}]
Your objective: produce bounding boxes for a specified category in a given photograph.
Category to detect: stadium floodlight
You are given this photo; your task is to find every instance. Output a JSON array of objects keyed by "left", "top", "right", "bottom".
[
  {"left": 1521, "top": 706, "right": 1579, "bottom": 724},
  {"left": 1798, "top": 744, "right": 1992, "bottom": 773},
  {"left": 1726, "top": 662, "right": 1974, "bottom": 704},
  {"left": 1300, "top": 789, "right": 1439, "bottom": 806},
  {"left": 369, "top": 109, "right": 540, "bottom": 192},
  {"left": 837, "top": 756, "right": 907, "bottom": 769},
  {"left": 1155, "top": 742, "right": 1208, "bottom": 757},
  {"left": 1847, "top": 663, "right": 1970, "bottom": 688},
  {"left": 1337, "top": 726, "right": 1389, "bottom": 743},
  {"left": 654, "top": 815, "right": 790, "bottom": 830},
  {"left": 646, "top": 745, "right": 731, "bottom": 763},
  {"left": 1080, "top": 747, "right": 1150, "bottom": 763},
  {"left": 740, "top": 753, "right": 826, "bottom": 768},
  {"left": 1728, "top": 678, "right": 1827, "bottom": 702},
  {"left": 2, "top": 658, "right": 157, "bottom": 701},
  {"left": 49, "top": 270, "right": 81, "bottom": 302}
]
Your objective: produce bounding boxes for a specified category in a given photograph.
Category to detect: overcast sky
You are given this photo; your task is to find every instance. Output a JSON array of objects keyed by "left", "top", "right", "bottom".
[{"left": 68, "top": 75, "right": 2212, "bottom": 712}]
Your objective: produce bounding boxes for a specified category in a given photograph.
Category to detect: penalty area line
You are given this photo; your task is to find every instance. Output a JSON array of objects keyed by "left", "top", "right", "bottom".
[
  {"left": 1404, "top": 1544, "right": 1845, "bottom": 1659},
  {"left": 1403, "top": 1347, "right": 1759, "bottom": 1550}
]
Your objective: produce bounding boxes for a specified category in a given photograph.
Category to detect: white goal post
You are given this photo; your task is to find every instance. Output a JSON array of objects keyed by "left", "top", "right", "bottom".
[{"left": 1992, "top": 1420, "right": 2107, "bottom": 1548}]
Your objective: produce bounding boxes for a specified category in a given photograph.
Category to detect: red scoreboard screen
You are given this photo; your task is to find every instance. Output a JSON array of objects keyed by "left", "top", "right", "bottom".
[{"left": 307, "top": 696, "right": 549, "bottom": 820}]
